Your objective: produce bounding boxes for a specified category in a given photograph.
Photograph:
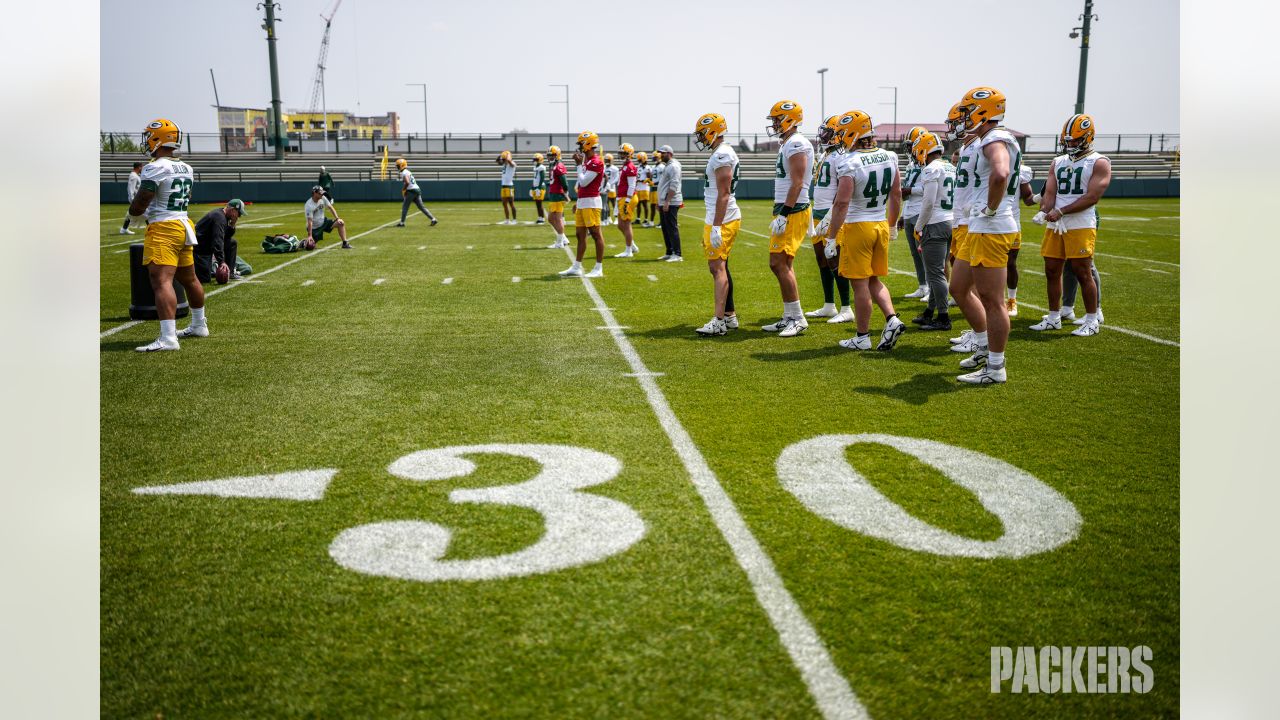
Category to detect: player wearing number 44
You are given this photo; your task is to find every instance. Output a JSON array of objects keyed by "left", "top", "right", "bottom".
[
  {"left": 819, "top": 110, "right": 906, "bottom": 352},
  {"left": 130, "top": 118, "right": 209, "bottom": 352}
]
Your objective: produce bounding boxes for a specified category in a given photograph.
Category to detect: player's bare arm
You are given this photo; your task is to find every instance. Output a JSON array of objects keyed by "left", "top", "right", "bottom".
[
  {"left": 713, "top": 164, "right": 732, "bottom": 226},
  {"left": 982, "top": 141, "right": 1010, "bottom": 212},
  {"left": 826, "top": 175, "right": 854, "bottom": 242},
  {"left": 887, "top": 168, "right": 903, "bottom": 228},
  {"left": 784, "top": 152, "right": 806, "bottom": 208}
]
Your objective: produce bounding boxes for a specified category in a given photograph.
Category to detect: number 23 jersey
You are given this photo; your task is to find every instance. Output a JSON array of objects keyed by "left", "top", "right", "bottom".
[{"left": 140, "top": 157, "right": 194, "bottom": 223}]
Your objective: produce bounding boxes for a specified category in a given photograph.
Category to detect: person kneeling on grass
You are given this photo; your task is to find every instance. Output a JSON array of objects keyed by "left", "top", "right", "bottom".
[
  {"left": 305, "top": 186, "right": 350, "bottom": 249},
  {"left": 193, "top": 199, "right": 245, "bottom": 283}
]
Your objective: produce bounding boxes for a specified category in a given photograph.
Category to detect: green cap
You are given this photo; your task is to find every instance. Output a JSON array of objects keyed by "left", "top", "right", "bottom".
[{"left": 226, "top": 198, "right": 247, "bottom": 216}]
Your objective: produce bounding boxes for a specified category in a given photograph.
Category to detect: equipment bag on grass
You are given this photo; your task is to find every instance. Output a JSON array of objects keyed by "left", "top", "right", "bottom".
[
  {"left": 235, "top": 256, "right": 253, "bottom": 275},
  {"left": 262, "top": 234, "right": 301, "bottom": 254}
]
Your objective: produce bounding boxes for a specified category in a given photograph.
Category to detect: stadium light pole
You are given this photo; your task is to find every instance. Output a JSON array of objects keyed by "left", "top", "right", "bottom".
[
  {"left": 258, "top": 2, "right": 285, "bottom": 160},
  {"left": 549, "top": 84, "right": 570, "bottom": 135},
  {"left": 1070, "top": 0, "right": 1099, "bottom": 114},
  {"left": 878, "top": 85, "right": 898, "bottom": 142},
  {"left": 722, "top": 85, "right": 741, "bottom": 140},
  {"left": 406, "top": 83, "right": 428, "bottom": 146},
  {"left": 816, "top": 68, "right": 828, "bottom": 121}
]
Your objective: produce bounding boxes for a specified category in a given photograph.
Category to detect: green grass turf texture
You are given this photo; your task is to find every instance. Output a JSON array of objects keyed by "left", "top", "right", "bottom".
[{"left": 100, "top": 197, "right": 1179, "bottom": 718}]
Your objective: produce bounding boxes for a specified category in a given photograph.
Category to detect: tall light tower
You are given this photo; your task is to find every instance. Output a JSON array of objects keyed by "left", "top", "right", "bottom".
[
  {"left": 878, "top": 86, "right": 898, "bottom": 142},
  {"left": 258, "top": 2, "right": 285, "bottom": 159},
  {"left": 1070, "top": 0, "right": 1099, "bottom": 114},
  {"left": 722, "top": 85, "right": 741, "bottom": 140},
  {"left": 816, "top": 68, "right": 828, "bottom": 120},
  {"left": 406, "top": 83, "right": 427, "bottom": 144},
  {"left": 549, "top": 84, "right": 570, "bottom": 134}
]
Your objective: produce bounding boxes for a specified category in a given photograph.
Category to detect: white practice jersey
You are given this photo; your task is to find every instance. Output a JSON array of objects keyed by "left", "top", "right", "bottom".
[
  {"left": 1051, "top": 151, "right": 1106, "bottom": 230},
  {"left": 834, "top": 147, "right": 899, "bottom": 224},
  {"left": 811, "top": 150, "right": 839, "bottom": 212},
  {"left": 531, "top": 164, "right": 547, "bottom": 189},
  {"left": 918, "top": 158, "right": 955, "bottom": 226},
  {"left": 400, "top": 168, "right": 419, "bottom": 192},
  {"left": 500, "top": 163, "right": 516, "bottom": 186},
  {"left": 773, "top": 132, "right": 814, "bottom": 205},
  {"left": 605, "top": 165, "right": 620, "bottom": 192},
  {"left": 703, "top": 143, "right": 741, "bottom": 225},
  {"left": 952, "top": 138, "right": 980, "bottom": 227},
  {"left": 127, "top": 171, "right": 141, "bottom": 202},
  {"left": 1015, "top": 165, "right": 1034, "bottom": 229},
  {"left": 140, "top": 157, "right": 194, "bottom": 223},
  {"left": 901, "top": 158, "right": 924, "bottom": 219},
  {"left": 967, "top": 128, "right": 1023, "bottom": 235},
  {"left": 636, "top": 165, "right": 649, "bottom": 187},
  {"left": 304, "top": 195, "right": 333, "bottom": 226}
]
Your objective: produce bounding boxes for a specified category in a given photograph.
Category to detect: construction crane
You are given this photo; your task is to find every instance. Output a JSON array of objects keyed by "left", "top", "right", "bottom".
[{"left": 306, "top": 0, "right": 342, "bottom": 147}]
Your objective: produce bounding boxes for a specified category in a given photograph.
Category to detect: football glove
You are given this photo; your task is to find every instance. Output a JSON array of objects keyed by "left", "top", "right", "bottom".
[
  {"left": 972, "top": 205, "right": 997, "bottom": 218},
  {"left": 770, "top": 215, "right": 788, "bottom": 235},
  {"left": 709, "top": 225, "right": 723, "bottom": 249},
  {"left": 127, "top": 213, "right": 145, "bottom": 228},
  {"left": 1031, "top": 211, "right": 1047, "bottom": 225},
  {"left": 1049, "top": 218, "right": 1068, "bottom": 235},
  {"left": 814, "top": 213, "right": 832, "bottom": 238},
  {"left": 1031, "top": 193, "right": 1042, "bottom": 204},
  {"left": 823, "top": 237, "right": 839, "bottom": 259},
  {"left": 890, "top": 225, "right": 899, "bottom": 241}
]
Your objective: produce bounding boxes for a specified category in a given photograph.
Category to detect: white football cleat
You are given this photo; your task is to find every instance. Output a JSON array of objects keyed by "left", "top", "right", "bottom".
[
  {"left": 665, "top": 255, "right": 684, "bottom": 262},
  {"left": 614, "top": 247, "right": 633, "bottom": 258},
  {"left": 119, "top": 228, "right": 135, "bottom": 235},
  {"left": 1071, "top": 320, "right": 1100, "bottom": 337},
  {"left": 176, "top": 323, "right": 208, "bottom": 339},
  {"left": 920, "top": 293, "right": 931, "bottom": 305},
  {"left": 656, "top": 254, "right": 671, "bottom": 261},
  {"left": 904, "top": 286, "right": 928, "bottom": 299},
  {"left": 695, "top": 317, "right": 727, "bottom": 336},
  {"left": 950, "top": 329, "right": 973, "bottom": 345},
  {"left": 584, "top": 265, "right": 604, "bottom": 278},
  {"left": 1059, "top": 308, "right": 1077, "bottom": 322},
  {"left": 877, "top": 316, "right": 906, "bottom": 350},
  {"left": 950, "top": 337, "right": 979, "bottom": 353},
  {"left": 777, "top": 318, "right": 806, "bottom": 337},
  {"left": 959, "top": 345, "right": 989, "bottom": 369},
  {"left": 838, "top": 334, "right": 872, "bottom": 351},
  {"left": 724, "top": 315, "right": 739, "bottom": 330},
  {"left": 957, "top": 363, "right": 1006, "bottom": 384},
  {"left": 805, "top": 305, "right": 838, "bottom": 318},
  {"left": 135, "top": 337, "right": 180, "bottom": 352},
  {"left": 558, "top": 264, "right": 583, "bottom": 277},
  {"left": 762, "top": 317, "right": 808, "bottom": 332},
  {"left": 827, "top": 308, "right": 854, "bottom": 324},
  {"left": 1029, "top": 316, "right": 1063, "bottom": 331},
  {"left": 1071, "top": 307, "right": 1103, "bottom": 325}
]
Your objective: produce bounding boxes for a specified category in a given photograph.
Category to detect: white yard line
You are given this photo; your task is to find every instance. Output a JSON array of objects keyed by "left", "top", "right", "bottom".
[
  {"left": 512, "top": 276, "right": 522, "bottom": 283},
  {"left": 100, "top": 215, "right": 402, "bottom": 339},
  {"left": 564, "top": 246, "right": 868, "bottom": 720},
  {"left": 1144, "top": 268, "right": 1173, "bottom": 275},
  {"left": 647, "top": 275, "right": 658, "bottom": 282},
  {"left": 373, "top": 278, "right": 386, "bottom": 285},
  {"left": 301, "top": 280, "right": 315, "bottom": 286},
  {"left": 441, "top": 277, "right": 453, "bottom": 285}
]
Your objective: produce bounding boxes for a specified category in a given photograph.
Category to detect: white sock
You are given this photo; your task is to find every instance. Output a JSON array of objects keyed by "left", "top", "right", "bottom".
[
  {"left": 1084, "top": 312, "right": 1097, "bottom": 324},
  {"left": 973, "top": 331, "right": 988, "bottom": 346},
  {"left": 159, "top": 319, "right": 177, "bottom": 340},
  {"left": 192, "top": 307, "right": 206, "bottom": 325},
  {"left": 839, "top": 305, "right": 851, "bottom": 313},
  {"left": 1048, "top": 309, "right": 1061, "bottom": 321},
  {"left": 989, "top": 351, "right": 1005, "bottom": 367},
  {"left": 819, "top": 302, "right": 835, "bottom": 312},
  {"left": 1008, "top": 287, "right": 1017, "bottom": 300},
  {"left": 783, "top": 300, "right": 802, "bottom": 320}
]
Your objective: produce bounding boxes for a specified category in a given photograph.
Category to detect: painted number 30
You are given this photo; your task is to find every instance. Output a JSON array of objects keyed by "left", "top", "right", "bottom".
[{"left": 135, "top": 436, "right": 1081, "bottom": 583}]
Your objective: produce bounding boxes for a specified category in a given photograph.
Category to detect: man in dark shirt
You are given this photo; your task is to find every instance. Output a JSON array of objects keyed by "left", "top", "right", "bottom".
[
  {"left": 193, "top": 199, "right": 246, "bottom": 283},
  {"left": 318, "top": 166, "right": 334, "bottom": 201}
]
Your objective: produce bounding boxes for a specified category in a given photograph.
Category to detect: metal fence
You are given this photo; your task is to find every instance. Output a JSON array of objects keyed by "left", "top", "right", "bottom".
[{"left": 102, "top": 131, "right": 1180, "bottom": 156}]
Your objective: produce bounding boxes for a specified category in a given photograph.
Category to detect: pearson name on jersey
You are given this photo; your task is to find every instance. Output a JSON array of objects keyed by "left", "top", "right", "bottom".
[
  {"left": 834, "top": 148, "right": 899, "bottom": 224},
  {"left": 703, "top": 144, "right": 741, "bottom": 225},
  {"left": 140, "top": 157, "right": 195, "bottom": 223}
]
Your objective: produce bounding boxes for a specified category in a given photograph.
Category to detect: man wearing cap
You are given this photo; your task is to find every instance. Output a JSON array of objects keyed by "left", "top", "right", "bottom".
[
  {"left": 192, "top": 199, "right": 246, "bottom": 283},
  {"left": 305, "top": 185, "right": 351, "bottom": 249},
  {"left": 317, "top": 166, "right": 334, "bottom": 201},
  {"left": 656, "top": 145, "right": 683, "bottom": 261}
]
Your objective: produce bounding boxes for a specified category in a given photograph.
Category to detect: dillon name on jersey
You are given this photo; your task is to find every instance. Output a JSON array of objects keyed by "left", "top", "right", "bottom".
[
  {"left": 1051, "top": 151, "right": 1105, "bottom": 230},
  {"left": 773, "top": 132, "right": 814, "bottom": 206},
  {"left": 835, "top": 147, "right": 899, "bottom": 224},
  {"left": 967, "top": 128, "right": 1023, "bottom": 235},
  {"left": 811, "top": 151, "right": 839, "bottom": 212},
  {"left": 703, "top": 143, "right": 741, "bottom": 224},
  {"left": 140, "top": 157, "right": 195, "bottom": 223}
]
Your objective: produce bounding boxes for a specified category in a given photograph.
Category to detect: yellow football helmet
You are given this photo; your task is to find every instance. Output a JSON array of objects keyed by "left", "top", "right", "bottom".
[
  {"left": 547, "top": 145, "right": 562, "bottom": 160},
  {"left": 617, "top": 143, "right": 634, "bottom": 159},
  {"left": 604, "top": 153, "right": 614, "bottom": 164},
  {"left": 142, "top": 118, "right": 182, "bottom": 156},
  {"left": 533, "top": 153, "right": 545, "bottom": 163},
  {"left": 497, "top": 150, "right": 512, "bottom": 164},
  {"left": 765, "top": 100, "right": 803, "bottom": 137},
  {"left": 959, "top": 87, "right": 1006, "bottom": 132},
  {"left": 1061, "top": 113, "right": 1096, "bottom": 159},
  {"left": 901, "top": 125, "right": 927, "bottom": 154},
  {"left": 816, "top": 115, "right": 840, "bottom": 150},
  {"left": 944, "top": 102, "right": 966, "bottom": 141},
  {"left": 831, "top": 110, "right": 874, "bottom": 151},
  {"left": 636, "top": 151, "right": 648, "bottom": 163},
  {"left": 576, "top": 131, "right": 600, "bottom": 153},
  {"left": 395, "top": 157, "right": 408, "bottom": 170},
  {"left": 911, "top": 132, "right": 944, "bottom": 166},
  {"left": 693, "top": 112, "right": 728, "bottom": 151}
]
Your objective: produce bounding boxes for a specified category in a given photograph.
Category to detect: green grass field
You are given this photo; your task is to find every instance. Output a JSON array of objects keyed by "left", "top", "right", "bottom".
[{"left": 100, "top": 197, "right": 1179, "bottom": 718}]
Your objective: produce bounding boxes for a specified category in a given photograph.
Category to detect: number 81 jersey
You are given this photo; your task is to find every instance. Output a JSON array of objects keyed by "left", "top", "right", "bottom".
[
  {"left": 1051, "top": 150, "right": 1104, "bottom": 230},
  {"left": 139, "top": 156, "right": 195, "bottom": 223}
]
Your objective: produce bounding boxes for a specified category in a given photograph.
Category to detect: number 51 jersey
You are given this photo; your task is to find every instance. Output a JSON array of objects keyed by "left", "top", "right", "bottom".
[{"left": 140, "top": 156, "right": 195, "bottom": 223}]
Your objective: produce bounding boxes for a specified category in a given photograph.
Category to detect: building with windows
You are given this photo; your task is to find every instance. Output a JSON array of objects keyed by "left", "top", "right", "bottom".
[{"left": 215, "top": 106, "right": 399, "bottom": 150}]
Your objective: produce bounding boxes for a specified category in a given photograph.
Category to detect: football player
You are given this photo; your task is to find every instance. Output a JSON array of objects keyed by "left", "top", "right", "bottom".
[
  {"left": 952, "top": 86, "right": 1022, "bottom": 384},
  {"left": 820, "top": 110, "right": 905, "bottom": 351},
  {"left": 128, "top": 118, "right": 207, "bottom": 352},
  {"left": 530, "top": 153, "right": 547, "bottom": 224},
  {"left": 805, "top": 116, "right": 853, "bottom": 324},
  {"left": 558, "top": 131, "right": 607, "bottom": 278},
  {"left": 543, "top": 145, "right": 573, "bottom": 248},
  {"left": 613, "top": 144, "right": 641, "bottom": 257},
  {"left": 910, "top": 131, "right": 957, "bottom": 331},
  {"left": 761, "top": 100, "right": 814, "bottom": 337},
  {"left": 1030, "top": 113, "right": 1111, "bottom": 336},
  {"left": 634, "top": 152, "right": 652, "bottom": 228},
  {"left": 120, "top": 162, "right": 143, "bottom": 234},
  {"left": 648, "top": 149, "right": 663, "bottom": 229},
  {"left": 898, "top": 126, "right": 930, "bottom": 301},
  {"left": 395, "top": 158, "right": 438, "bottom": 227},
  {"left": 692, "top": 113, "right": 742, "bottom": 336},
  {"left": 603, "top": 153, "right": 620, "bottom": 226},
  {"left": 497, "top": 150, "right": 517, "bottom": 224},
  {"left": 944, "top": 100, "right": 990, "bottom": 361}
]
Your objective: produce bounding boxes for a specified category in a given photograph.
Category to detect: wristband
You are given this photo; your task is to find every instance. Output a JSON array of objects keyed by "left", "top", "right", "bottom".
[{"left": 782, "top": 205, "right": 795, "bottom": 215}]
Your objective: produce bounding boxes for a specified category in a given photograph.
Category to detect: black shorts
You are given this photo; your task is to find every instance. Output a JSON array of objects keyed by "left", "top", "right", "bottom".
[{"left": 311, "top": 218, "right": 336, "bottom": 241}]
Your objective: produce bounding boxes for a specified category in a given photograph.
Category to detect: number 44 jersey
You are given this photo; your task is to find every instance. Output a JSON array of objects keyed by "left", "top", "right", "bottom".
[
  {"left": 140, "top": 156, "right": 195, "bottom": 223},
  {"left": 835, "top": 147, "right": 899, "bottom": 224}
]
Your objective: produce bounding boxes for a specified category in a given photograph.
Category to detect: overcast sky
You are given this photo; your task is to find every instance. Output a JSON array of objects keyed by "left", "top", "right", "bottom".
[{"left": 100, "top": 0, "right": 1178, "bottom": 137}]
